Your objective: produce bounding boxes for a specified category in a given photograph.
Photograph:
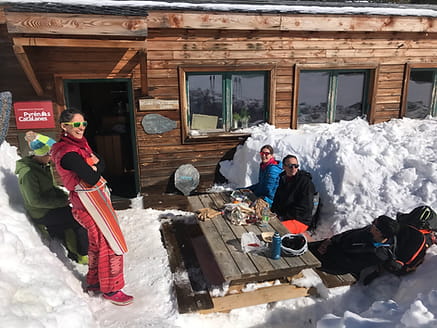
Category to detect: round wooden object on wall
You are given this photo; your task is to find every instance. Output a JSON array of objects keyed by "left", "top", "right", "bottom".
[{"left": 174, "top": 164, "right": 200, "bottom": 196}]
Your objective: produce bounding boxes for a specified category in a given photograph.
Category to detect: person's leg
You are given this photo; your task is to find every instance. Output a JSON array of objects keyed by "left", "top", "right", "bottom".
[
  {"left": 309, "top": 241, "right": 354, "bottom": 275},
  {"left": 72, "top": 208, "right": 125, "bottom": 293},
  {"left": 39, "top": 207, "right": 89, "bottom": 256},
  {"left": 75, "top": 226, "right": 89, "bottom": 256},
  {"left": 38, "top": 207, "right": 80, "bottom": 231}
]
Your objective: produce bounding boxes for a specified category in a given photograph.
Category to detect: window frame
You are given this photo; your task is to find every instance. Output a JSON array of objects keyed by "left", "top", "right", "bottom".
[
  {"left": 401, "top": 63, "right": 437, "bottom": 118},
  {"left": 292, "top": 64, "right": 377, "bottom": 128},
  {"left": 178, "top": 65, "right": 276, "bottom": 143}
]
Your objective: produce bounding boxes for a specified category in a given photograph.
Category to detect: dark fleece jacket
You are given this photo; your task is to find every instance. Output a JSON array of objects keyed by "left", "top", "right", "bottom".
[{"left": 271, "top": 170, "right": 315, "bottom": 226}]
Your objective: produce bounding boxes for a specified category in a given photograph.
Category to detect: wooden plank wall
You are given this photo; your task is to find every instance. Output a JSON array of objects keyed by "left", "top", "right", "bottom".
[
  {"left": 140, "top": 28, "right": 437, "bottom": 188},
  {"left": 2, "top": 20, "right": 437, "bottom": 191}
]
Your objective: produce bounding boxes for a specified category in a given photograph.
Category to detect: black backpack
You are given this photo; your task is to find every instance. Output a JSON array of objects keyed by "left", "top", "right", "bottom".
[
  {"left": 396, "top": 205, "right": 437, "bottom": 231},
  {"left": 396, "top": 205, "right": 437, "bottom": 260},
  {"left": 390, "top": 225, "right": 428, "bottom": 275}
]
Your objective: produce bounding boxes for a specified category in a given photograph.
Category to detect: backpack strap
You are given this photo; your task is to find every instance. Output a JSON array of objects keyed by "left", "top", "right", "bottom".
[{"left": 404, "top": 227, "right": 427, "bottom": 265}]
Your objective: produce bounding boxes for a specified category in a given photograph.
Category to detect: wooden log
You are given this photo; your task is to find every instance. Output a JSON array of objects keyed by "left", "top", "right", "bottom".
[
  {"left": 6, "top": 12, "right": 148, "bottom": 36},
  {"left": 199, "top": 283, "right": 310, "bottom": 314},
  {"left": 313, "top": 269, "right": 357, "bottom": 288},
  {"left": 13, "top": 37, "right": 146, "bottom": 49}
]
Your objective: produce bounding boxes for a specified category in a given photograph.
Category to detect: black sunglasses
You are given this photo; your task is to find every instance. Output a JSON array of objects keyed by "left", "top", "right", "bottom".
[{"left": 284, "top": 163, "right": 299, "bottom": 169}]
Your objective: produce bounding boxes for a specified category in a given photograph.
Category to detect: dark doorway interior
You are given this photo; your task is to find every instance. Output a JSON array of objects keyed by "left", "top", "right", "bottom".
[{"left": 64, "top": 80, "right": 137, "bottom": 198}]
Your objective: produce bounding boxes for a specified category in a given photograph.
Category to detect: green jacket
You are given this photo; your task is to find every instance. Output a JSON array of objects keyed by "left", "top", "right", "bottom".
[{"left": 15, "top": 156, "right": 69, "bottom": 219}]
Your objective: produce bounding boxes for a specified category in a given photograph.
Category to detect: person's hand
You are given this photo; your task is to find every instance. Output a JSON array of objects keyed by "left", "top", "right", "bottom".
[
  {"left": 90, "top": 153, "right": 99, "bottom": 165},
  {"left": 317, "top": 239, "right": 331, "bottom": 255}
]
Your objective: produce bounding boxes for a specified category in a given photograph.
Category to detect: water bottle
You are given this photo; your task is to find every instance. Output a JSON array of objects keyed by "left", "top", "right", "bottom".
[
  {"left": 260, "top": 207, "right": 269, "bottom": 227},
  {"left": 271, "top": 232, "right": 281, "bottom": 260}
]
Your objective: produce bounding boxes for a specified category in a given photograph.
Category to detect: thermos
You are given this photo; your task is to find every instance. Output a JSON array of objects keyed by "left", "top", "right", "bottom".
[{"left": 271, "top": 232, "right": 281, "bottom": 260}]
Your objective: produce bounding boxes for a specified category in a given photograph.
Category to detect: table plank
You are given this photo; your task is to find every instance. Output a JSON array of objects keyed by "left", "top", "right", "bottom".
[
  {"left": 200, "top": 193, "right": 262, "bottom": 279},
  {"left": 207, "top": 192, "right": 282, "bottom": 274},
  {"left": 269, "top": 217, "right": 320, "bottom": 272},
  {"left": 210, "top": 217, "right": 257, "bottom": 274},
  {"left": 199, "top": 218, "right": 242, "bottom": 280},
  {"left": 209, "top": 193, "right": 279, "bottom": 273},
  {"left": 187, "top": 192, "right": 321, "bottom": 285},
  {"left": 189, "top": 194, "right": 242, "bottom": 280}
]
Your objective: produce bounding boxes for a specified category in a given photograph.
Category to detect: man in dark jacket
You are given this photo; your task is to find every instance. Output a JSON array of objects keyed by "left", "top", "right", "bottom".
[
  {"left": 309, "top": 215, "right": 400, "bottom": 281},
  {"left": 15, "top": 131, "right": 88, "bottom": 263},
  {"left": 271, "top": 155, "right": 315, "bottom": 233}
]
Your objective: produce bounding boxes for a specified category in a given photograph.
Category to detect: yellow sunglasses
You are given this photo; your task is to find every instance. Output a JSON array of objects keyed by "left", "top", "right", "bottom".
[{"left": 63, "top": 121, "right": 88, "bottom": 128}]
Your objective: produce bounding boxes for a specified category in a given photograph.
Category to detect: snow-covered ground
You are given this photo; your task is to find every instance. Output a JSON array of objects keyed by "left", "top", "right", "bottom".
[{"left": 0, "top": 117, "right": 436, "bottom": 328}]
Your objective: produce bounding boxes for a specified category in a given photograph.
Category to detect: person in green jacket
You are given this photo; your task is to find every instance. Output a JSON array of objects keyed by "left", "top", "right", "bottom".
[{"left": 15, "top": 131, "right": 88, "bottom": 263}]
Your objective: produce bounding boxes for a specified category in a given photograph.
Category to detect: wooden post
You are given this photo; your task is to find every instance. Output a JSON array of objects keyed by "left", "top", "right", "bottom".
[{"left": 139, "top": 48, "right": 148, "bottom": 96}]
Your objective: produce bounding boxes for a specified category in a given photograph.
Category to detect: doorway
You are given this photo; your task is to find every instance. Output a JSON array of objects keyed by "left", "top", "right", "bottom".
[{"left": 64, "top": 79, "right": 138, "bottom": 198}]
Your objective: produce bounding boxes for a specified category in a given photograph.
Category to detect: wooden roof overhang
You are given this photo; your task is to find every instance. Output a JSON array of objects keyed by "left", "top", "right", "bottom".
[
  {"left": 3, "top": 3, "right": 437, "bottom": 97},
  {"left": 2, "top": 8, "right": 148, "bottom": 96}
]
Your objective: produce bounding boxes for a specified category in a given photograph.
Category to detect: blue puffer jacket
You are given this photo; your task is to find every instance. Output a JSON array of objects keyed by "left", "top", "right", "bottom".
[{"left": 249, "top": 160, "right": 283, "bottom": 206}]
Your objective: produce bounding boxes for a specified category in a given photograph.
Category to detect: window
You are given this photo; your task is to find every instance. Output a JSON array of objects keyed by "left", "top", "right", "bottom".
[
  {"left": 405, "top": 68, "right": 437, "bottom": 119},
  {"left": 297, "top": 69, "right": 371, "bottom": 124},
  {"left": 179, "top": 66, "right": 274, "bottom": 140}
]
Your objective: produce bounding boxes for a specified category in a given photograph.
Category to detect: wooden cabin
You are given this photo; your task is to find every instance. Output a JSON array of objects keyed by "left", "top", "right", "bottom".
[{"left": 1, "top": 1, "right": 437, "bottom": 198}]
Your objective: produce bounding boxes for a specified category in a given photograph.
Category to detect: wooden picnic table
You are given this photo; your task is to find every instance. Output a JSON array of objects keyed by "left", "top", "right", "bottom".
[{"left": 187, "top": 191, "right": 321, "bottom": 286}]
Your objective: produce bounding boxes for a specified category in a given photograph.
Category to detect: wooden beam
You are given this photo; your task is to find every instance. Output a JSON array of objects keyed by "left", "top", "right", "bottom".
[
  {"left": 13, "top": 37, "right": 146, "bottom": 49},
  {"left": 139, "top": 49, "right": 148, "bottom": 96},
  {"left": 147, "top": 12, "right": 437, "bottom": 33},
  {"left": 6, "top": 12, "right": 147, "bottom": 36},
  {"left": 199, "top": 284, "right": 311, "bottom": 314},
  {"left": 54, "top": 75, "right": 65, "bottom": 107},
  {"left": 0, "top": 8, "right": 6, "bottom": 24},
  {"left": 12, "top": 44, "right": 44, "bottom": 96},
  {"left": 108, "top": 49, "right": 139, "bottom": 77}
]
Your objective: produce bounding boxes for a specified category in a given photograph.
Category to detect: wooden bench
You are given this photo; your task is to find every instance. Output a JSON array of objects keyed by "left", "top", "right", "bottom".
[
  {"left": 313, "top": 269, "right": 356, "bottom": 288},
  {"left": 160, "top": 221, "right": 213, "bottom": 313}
]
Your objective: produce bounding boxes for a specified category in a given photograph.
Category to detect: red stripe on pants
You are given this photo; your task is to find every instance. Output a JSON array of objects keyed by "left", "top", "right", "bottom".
[{"left": 72, "top": 208, "right": 125, "bottom": 293}]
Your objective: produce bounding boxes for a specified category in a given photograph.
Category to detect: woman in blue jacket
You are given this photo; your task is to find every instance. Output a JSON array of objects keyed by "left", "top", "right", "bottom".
[{"left": 247, "top": 145, "right": 283, "bottom": 206}]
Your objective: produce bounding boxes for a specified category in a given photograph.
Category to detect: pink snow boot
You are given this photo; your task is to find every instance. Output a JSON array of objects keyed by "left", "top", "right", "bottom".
[{"left": 103, "top": 290, "right": 134, "bottom": 306}]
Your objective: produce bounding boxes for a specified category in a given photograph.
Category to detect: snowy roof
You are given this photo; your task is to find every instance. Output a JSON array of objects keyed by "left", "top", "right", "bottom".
[{"left": 2, "top": 0, "right": 437, "bottom": 17}]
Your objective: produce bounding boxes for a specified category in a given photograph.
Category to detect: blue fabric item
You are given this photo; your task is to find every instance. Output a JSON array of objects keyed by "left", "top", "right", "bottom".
[
  {"left": 29, "top": 140, "right": 45, "bottom": 150},
  {"left": 248, "top": 161, "right": 283, "bottom": 206},
  {"left": 30, "top": 134, "right": 56, "bottom": 150},
  {"left": 373, "top": 242, "right": 391, "bottom": 248}
]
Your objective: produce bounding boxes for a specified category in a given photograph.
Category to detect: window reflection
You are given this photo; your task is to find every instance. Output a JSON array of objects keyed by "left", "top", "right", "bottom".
[
  {"left": 232, "top": 73, "right": 266, "bottom": 128},
  {"left": 188, "top": 75, "right": 223, "bottom": 130},
  {"left": 336, "top": 72, "right": 365, "bottom": 122},
  {"left": 298, "top": 70, "right": 368, "bottom": 124},
  {"left": 187, "top": 72, "right": 268, "bottom": 132},
  {"left": 298, "top": 72, "right": 329, "bottom": 124},
  {"left": 406, "top": 70, "right": 434, "bottom": 119}
]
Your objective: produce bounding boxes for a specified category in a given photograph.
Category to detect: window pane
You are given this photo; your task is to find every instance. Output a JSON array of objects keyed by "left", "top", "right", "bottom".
[
  {"left": 298, "top": 72, "right": 329, "bottom": 124},
  {"left": 335, "top": 72, "right": 365, "bottom": 122},
  {"left": 232, "top": 73, "right": 266, "bottom": 128},
  {"left": 406, "top": 70, "right": 433, "bottom": 119},
  {"left": 188, "top": 74, "right": 223, "bottom": 129}
]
